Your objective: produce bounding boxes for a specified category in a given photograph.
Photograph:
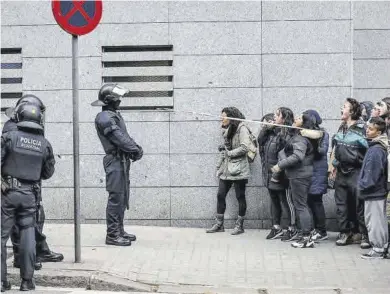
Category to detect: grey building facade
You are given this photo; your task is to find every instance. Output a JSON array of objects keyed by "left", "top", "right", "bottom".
[{"left": 1, "top": 1, "right": 390, "bottom": 230}]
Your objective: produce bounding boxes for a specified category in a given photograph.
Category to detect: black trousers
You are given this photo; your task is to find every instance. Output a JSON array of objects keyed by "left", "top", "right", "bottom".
[
  {"left": 334, "top": 169, "right": 366, "bottom": 234},
  {"left": 308, "top": 194, "right": 327, "bottom": 233},
  {"left": 289, "top": 178, "right": 312, "bottom": 236},
  {"left": 217, "top": 179, "right": 247, "bottom": 217},
  {"left": 11, "top": 204, "right": 50, "bottom": 261},
  {"left": 268, "top": 188, "right": 295, "bottom": 227},
  {"left": 106, "top": 192, "right": 126, "bottom": 238},
  {"left": 1, "top": 187, "right": 36, "bottom": 281},
  {"left": 104, "top": 155, "right": 130, "bottom": 238}
]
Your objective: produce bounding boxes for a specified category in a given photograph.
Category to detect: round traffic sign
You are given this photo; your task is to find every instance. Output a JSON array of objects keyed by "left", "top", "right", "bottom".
[{"left": 52, "top": 0, "right": 102, "bottom": 36}]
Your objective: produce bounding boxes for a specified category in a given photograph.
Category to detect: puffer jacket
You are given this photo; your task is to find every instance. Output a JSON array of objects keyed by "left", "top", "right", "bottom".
[
  {"left": 278, "top": 130, "right": 319, "bottom": 179},
  {"left": 333, "top": 120, "right": 368, "bottom": 173},
  {"left": 216, "top": 122, "right": 251, "bottom": 180},
  {"left": 358, "top": 134, "right": 388, "bottom": 201},
  {"left": 308, "top": 129, "right": 329, "bottom": 195},
  {"left": 257, "top": 126, "right": 289, "bottom": 190}
]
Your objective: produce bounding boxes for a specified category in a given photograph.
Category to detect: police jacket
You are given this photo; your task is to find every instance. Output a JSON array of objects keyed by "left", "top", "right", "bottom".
[
  {"left": 94, "top": 109, "right": 142, "bottom": 160},
  {"left": 2, "top": 119, "right": 18, "bottom": 134},
  {"left": 1, "top": 128, "right": 55, "bottom": 182}
]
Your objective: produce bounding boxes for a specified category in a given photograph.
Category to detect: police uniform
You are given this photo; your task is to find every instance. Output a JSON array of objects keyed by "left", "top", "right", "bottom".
[
  {"left": 2, "top": 119, "right": 63, "bottom": 268},
  {"left": 1, "top": 105, "right": 55, "bottom": 291},
  {"left": 92, "top": 83, "right": 143, "bottom": 246}
]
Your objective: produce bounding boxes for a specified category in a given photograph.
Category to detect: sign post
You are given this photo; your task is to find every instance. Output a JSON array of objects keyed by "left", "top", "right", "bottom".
[{"left": 52, "top": 0, "right": 102, "bottom": 263}]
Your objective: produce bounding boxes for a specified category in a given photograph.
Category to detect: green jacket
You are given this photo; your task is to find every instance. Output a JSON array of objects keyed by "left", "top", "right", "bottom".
[{"left": 216, "top": 123, "right": 251, "bottom": 181}]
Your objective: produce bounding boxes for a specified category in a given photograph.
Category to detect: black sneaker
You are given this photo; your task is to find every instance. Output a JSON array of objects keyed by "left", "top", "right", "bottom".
[
  {"left": 291, "top": 236, "right": 314, "bottom": 248},
  {"left": 361, "top": 249, "right": 384, "bottom": 259},
  {"left": 311, "top": 230, "right": 328, "bottom": 242},
  {"left": 266, "top": 227, "right": 283, "bottom": 240},
  {"left": 281, "top": 228, "right": 299, "bottom": 242}
]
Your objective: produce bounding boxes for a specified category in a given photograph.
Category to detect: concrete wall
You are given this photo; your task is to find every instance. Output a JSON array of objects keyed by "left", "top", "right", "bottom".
[{"left": 1, "top": 1, "right": 389, "bottom": 230}]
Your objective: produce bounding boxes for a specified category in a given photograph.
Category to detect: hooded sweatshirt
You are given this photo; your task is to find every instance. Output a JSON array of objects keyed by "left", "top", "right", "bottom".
[{"left": 358, "top": 134, "right": 389, "bottom": 200}]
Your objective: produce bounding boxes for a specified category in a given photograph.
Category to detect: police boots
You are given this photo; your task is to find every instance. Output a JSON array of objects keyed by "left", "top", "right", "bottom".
[
  {"left": 121, "top": 231, "right": 137, "bottom": 242},
  {"left": 120, "top": 225, "right": 136, "bottom": 242},
  {"left": 105, "top": 235, "right": 131, "bottom": 246},
  {"left": 20, "top": 279, "right": 35, "bottom": 291},
  {"left": 231, "top": 216, "right": 245, "bottom": 235},
  {"left": 1, "top": 281, "right": 11, "bottom": 292},
  {"left": 206, "top": 214, "right": 225, "bottom": 233},
  {"left": 37, "top": 250, "right": 64, "bottom": 263}
]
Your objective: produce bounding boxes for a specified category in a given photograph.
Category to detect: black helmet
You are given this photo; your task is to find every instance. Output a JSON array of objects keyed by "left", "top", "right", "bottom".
[
  {"left": 15, "top": 103, "right": 43, "bottom": 131},
  {"left": 91, "top": 83, "right": 129, "bottom": 106},
  {"left": 5, "top": 94, "right": 46, "bottom": 119}
]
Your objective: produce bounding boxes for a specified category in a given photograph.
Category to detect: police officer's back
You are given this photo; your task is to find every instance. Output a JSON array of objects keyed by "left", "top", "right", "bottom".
[
  {"left": 2, "top": 95, "right": 63, "bottom": 271},
  {"left": 92, "top": 83, "right": 143, "bottom": 246},
  {"left": 1, "top": 104, "right": 55, "bottom": 291}
]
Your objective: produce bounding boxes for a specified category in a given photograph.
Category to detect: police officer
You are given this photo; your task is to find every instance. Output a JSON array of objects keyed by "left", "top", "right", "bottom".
[
  {"left": 1, "top": 103, "right": 55, "bottom": 291},
  {"left": 91, "top": 83, "right": 143, "bottom": 246},
  {"left": 2, "top": 95, "right": 63, "bottom": 271}
]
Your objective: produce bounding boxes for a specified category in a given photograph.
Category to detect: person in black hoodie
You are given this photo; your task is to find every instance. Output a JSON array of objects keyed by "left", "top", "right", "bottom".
[
  {"left": 272, "top": 111, "right": 321, "bottom": 248},
  {"left": 358, "top": 117, "right": 388, "bottom": 259},
  {"left": 258, "top": 110, "right": 297, "bottom": 241}
]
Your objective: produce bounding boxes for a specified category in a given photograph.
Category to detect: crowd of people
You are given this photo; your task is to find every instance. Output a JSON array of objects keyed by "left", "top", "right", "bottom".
[
  {"left": 207, "top": 97, "right": 390, "bottom": 259},
  {"left": 2, "top": 86, "right": 390, "bottom": 292}
]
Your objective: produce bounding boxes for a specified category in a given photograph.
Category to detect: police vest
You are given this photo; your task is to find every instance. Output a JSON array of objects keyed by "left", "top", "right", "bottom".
[{"left": 2, "top": 130, "right": 47, "bottom": 181}]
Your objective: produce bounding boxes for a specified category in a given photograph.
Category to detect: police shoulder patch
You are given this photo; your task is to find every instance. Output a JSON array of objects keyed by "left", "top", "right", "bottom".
[{"left": 16, "top": 135, "right": 43, "bottom": 153}]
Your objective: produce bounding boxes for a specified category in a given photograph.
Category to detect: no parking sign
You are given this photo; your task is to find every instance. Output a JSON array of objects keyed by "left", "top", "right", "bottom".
[
  {"left": 51, "top": 0, "right": 103, "bottom": 263},
  {"left": 52, "top": 0, "right": 102, "bottom": 35}
]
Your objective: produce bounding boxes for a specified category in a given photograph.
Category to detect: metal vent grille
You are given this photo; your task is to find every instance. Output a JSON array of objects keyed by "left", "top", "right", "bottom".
[
  {"left": 102, "top": 45, "right": 174, "bottom": 110},
  {"left": 1, "top": 48, "right": 23, "bottom": 112}
]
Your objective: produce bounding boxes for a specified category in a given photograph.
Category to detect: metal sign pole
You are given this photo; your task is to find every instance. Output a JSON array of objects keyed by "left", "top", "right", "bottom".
[{"left": 72, "top": 34, "right": 81, "bottom": 263}]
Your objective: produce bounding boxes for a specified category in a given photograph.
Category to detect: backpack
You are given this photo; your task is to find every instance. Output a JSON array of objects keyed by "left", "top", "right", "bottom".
[{"left": 239, "top": 125, "right": 258, "bottom": 163}]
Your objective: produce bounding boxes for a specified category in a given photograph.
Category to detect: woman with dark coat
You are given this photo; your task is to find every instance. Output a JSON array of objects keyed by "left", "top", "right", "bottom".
[
  {"left": 272, "top": 111, "right": 321, "bottom": 248},
  {"left": 304, "top": 110, "right": 330, "bottom": 242},
  {"left": 258, "top": 108, "right": 297, "bottom": 241}
]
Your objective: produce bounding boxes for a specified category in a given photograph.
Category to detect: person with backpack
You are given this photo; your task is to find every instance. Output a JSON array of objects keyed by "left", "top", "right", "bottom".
[
  {"left": 272, "top": 110, "right": 321, "bottom": 248},
  {"left": 206, "top": 107, "right": 253, "bottom": 235},
  {"left": 357, "top": 117, "right": 389, "bottom": 259},
  {"left": 258, "top": 110, "right": 297, "bottom": 241}
]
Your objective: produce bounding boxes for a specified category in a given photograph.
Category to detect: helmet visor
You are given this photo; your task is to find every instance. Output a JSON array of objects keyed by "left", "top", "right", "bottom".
[{"left": 111, "top": 85, "right": 129, "bottom": 98}]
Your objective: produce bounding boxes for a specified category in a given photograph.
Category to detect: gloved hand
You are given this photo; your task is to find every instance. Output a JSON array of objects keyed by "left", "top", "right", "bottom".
[
  {"left": 218, "top": 145, "right": 225, "bottom": 152},
  {"left": 132, "top": 145, "right": 143, "bottom": 162}
]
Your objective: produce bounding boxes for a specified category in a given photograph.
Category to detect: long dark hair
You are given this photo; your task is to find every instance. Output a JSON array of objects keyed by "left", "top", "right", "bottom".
[
  {"left": 302, "top": 111, "right": 321, "bottom": 159},
  {"left": 222, "top": 107, "right": 246, "bottom": 141},
  {"left": 275, "top": 107, "right": 294, "bottom": 151}
]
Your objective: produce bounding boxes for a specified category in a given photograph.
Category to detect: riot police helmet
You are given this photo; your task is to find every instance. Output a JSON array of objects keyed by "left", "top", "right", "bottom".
[
  {"left": 15, "top": 103, "right": 44, "bottom": 131},
  {"left": 5, "top": 94, "right": 46, "bottom": 119},
  {"left": 91, "top": 83, "right": 129, "bottom": 106}
]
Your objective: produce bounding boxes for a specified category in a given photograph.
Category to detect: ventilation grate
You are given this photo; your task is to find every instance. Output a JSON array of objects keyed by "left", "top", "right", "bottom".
[
  {"left": 1, "top": 48, "right": 23, "bottom": 111},
  {"left": 102, "top": 45, "right": 174, "bottom": 110}
]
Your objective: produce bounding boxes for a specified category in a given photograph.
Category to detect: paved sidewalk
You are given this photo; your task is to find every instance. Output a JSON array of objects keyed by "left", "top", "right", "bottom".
[{"left": 6, "top": 224, "right": 390, "bottom": 293}]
